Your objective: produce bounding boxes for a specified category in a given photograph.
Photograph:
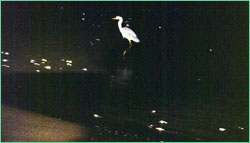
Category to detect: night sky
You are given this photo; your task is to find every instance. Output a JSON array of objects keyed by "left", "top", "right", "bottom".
[{"left": 2, "top": 2, "right": 249, "bottom": 76}]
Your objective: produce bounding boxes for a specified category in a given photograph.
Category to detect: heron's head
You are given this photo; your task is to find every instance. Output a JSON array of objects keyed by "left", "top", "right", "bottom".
[{"left": 112, "top": 16, "right": 123, "bottom": 21}]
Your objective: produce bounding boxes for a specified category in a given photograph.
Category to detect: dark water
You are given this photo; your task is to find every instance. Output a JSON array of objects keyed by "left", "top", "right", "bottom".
[{"left": 2, "top": 70, "right": 248, "bottom": 142}]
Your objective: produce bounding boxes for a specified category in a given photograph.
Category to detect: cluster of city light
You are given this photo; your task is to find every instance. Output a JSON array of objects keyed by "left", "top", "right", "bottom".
[
  {"left": 29, "top": 58, "right": 51, "bottom": 72},
  {"left": 27, "top": 58, "right": 88, "bottom": 73},
  {"left": 1, "top": 51, "right": 10, "bottom": 68},
  {"left": 65, "top": 60, "right": 72, "bottom": 66}
]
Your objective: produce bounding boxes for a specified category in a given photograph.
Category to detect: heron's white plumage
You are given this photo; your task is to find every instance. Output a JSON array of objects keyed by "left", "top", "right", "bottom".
[
  {"left": 121, "top": 27, "right": 140, "bottom": 43},
  {"left": 112, "top": 16, "right": 140, "bottom": 43}
]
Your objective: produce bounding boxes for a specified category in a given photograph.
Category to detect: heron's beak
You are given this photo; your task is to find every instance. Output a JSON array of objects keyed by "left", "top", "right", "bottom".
[{"left": 112, "top": 17, "right": 116, "bottom": 20}]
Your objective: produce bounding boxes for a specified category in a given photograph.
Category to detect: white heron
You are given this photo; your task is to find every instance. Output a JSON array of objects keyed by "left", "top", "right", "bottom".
[{"left": 112, "top": 16, "right": 140, "bottom": 56}]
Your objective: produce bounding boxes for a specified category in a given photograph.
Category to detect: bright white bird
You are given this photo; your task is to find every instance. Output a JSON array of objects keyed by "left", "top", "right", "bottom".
[{"left": 112, "top": 16, "right": 140, "bottom": 56}]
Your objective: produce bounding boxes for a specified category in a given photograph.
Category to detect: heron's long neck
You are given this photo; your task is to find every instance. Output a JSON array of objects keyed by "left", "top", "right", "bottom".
[{"left": 118, "top": 19, "right": 123, "bottom": 31}]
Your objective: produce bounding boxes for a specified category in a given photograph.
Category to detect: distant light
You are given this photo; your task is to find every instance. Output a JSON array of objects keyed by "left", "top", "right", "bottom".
[
  {"left": 30, "top": 59, "right": 35, "bottom": 63},
  {"left": 155, "top": 127, "right": 165, "bottom": 132},
  {"left": 159, "top": 120, "right": 168, "bottom": 124},
  {"left": 151, "top": 110, "right": 156, "bottom": 114},
  {"left": 2, "top": 59, "right": 8, "bottom": 62},
  {"left": 82, "top": 18, "right": 85, "bottom": 21},
  {"left": 61, "top": 59, "right": 65, "bottom": 62},
  {"left": 197, "top": 78, "right": 201, "bottom": 81},
  {"left": 126, "top": 24, "right": 130, "bottom": 27},
  {"left": 5, "top": 52, "right": 9, "bottom": 55},
  {"left": 41, "top": 58, "right": 47, "bottom": 62},
  {"left": 66, "top": 63, "right": 72, "bottom": 66},
  {"left": 93, "top": 114, "right": 102, "bottom": 118},
  {"left": 128, "top": 17, "right": 132, "bottom": 20},
  {"left": 1, "top": 51, "right": 4, "bottom": 54},
  {"left": 90, "top": 41, "right": 94, "bottom": 46},
  {"left": 97, "top": 25, "right": 101, "bottom": 28},
  {"left": 238, "top": 126, "right": 244, "bottom": 130},
  {"left": 148, "top": 124, "right": 154, "bottom": 128},
  {"left": 82, "top": 68, "right": 88, "bottom": 71},
  {"left": 219, "top": 128, "right": 226, "bottom": 131},
  {"left": 96, "top": 38, "right": 100, "bottom": 41},
  {"left": 59, "top": 67, "right": 63, "bottom": 70},
  {"left": 209, "top": 49, "right": 213, "bottom": 52},
  {"left": 44, "top": 66, "right": 51, "bottom": 70},
  {"left": 82, "top": 12, "right": 85, "bottom": 16},
  {"left": 36, "top": 70, "right": 40, "bottom": 73},
  {"left": 66, "top": 60, "right": 72, "bottom": 63},
  {"left": 158, "top": 26, "right": 162, "bottom": 29},
  {"left": 60, "top": 6, "right": 64, "bottom": 10},
  {"left": 2, "top": 65, "right": 10, "bottom": 68},
  {"left": 41, "top": 62, "right": 46, "bottom": 64},
  {"left": 34, "top": 63, "right": 40, "bottom": 66}
]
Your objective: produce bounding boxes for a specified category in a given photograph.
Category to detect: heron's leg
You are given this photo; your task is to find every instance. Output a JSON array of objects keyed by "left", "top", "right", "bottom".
[
  {"left": 123, "top": 50, "right": 127, "bottom": 57},
  {"left": 128, "top": 40, "right": 132, "bottom": 50},
  {"left": 123, "top": 40, "right": 132, "bottom": 58}
]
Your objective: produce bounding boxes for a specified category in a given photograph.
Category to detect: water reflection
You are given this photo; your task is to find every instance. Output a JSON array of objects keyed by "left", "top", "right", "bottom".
[
  {"left": 158, "top": 120, "right": 168, "bottom": 124},
  {"left": 93, "top": 114, "right": 103, "bottom": 118},
  {"left": 219, "top": 128, "right": 226, "bottom": 132},
  {"left": 151, "top": 110, "right": 156, "bottom": 114},
  {"left": 41, "top": 59, "right": 47, "bottom": 62},
  {"left": 44, "top": 66, "right": 51, "bottom": 70},
  {"left": 82, "top": 68, "right": 88, "bottom": 71},
  {"left": 148, "top": 124, "right": 154, "bottom": 128},
  {"left": 2, "top": 65, "right": 10, "bottom": 68},
  {"left": 2, "top": 59, "right": 8, "bottom": 62},
  {"left": 238, "top": 126, "right": 244, "bottom": 130},
  {"left": 155, "top": 127, "right": 165, "bottom": 132}
]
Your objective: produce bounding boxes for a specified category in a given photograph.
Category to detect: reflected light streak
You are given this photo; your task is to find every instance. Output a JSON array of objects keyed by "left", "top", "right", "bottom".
[
  {"left": 158, "top": 120, "right": 168, "bottom": 124},
  {"left": 44, "top": 66, "right": 51, "bottom": 70},
  {"left": 2, "top": 59, "right": 8, "bottom": 62},
  {"left": 66, "top": 60, "right": 72, "bottom": 63},
  {"left": 238, "top": 126, "right": 244, "bottom": 130},
  {"left": 34, "top": 63, "right": 40, "bottom": 66},
  {"left": 93, "top": 114, "right": 102, "bottom": 118},
  {"left": 219, "top": 128, "right": 226, "bottom": 131},
  {"left": 2, "top": 65, "right": 10, "bottom": 68},
  {"left": 151, "top": 110, "right": 156, "bottom": 114},
  {"left": 155, "top": 127, "right": 165, "bottom": 132},
  {"left": 41, "top": 59, "right": 47, "bottom": 62},
  {"left": 148, "top": 124, "right": 154, "bottom": 128},
  {"left": 30, "top": 59, "right": 35, "bottom": 63},
  {"left": 66, "top": 63, "right": 72, "bottom": 66}
]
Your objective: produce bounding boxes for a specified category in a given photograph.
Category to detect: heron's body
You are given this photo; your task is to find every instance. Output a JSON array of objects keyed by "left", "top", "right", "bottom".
[
  {"left": 112, "top": 16, "right": 140, "bottom": 56},
  {"left": 120, "top": 27, "right": 140, "bottom": 43}
]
